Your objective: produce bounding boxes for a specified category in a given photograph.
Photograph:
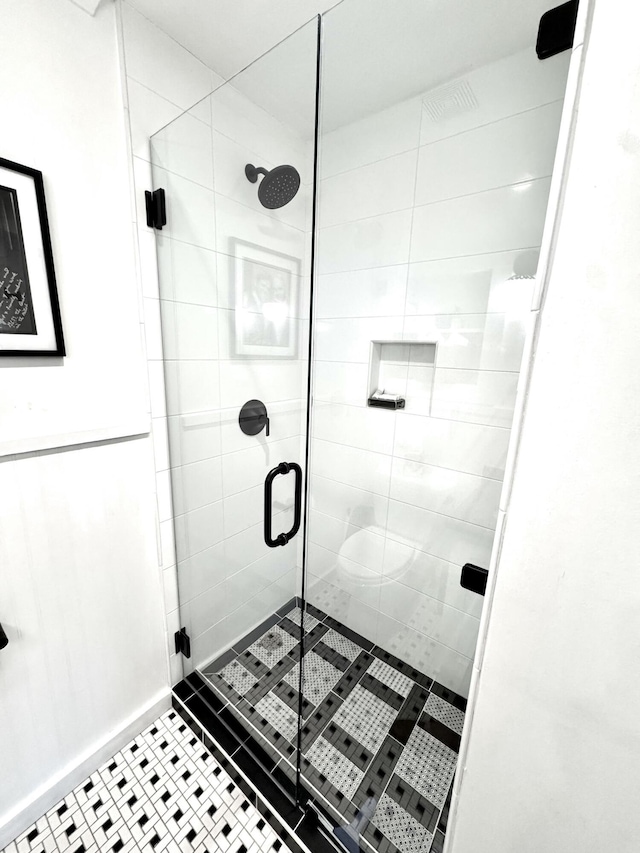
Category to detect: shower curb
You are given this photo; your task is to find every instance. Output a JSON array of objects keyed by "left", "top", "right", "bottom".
[{"left": 172, "top": 675, "right": 342, "bottom": 853}]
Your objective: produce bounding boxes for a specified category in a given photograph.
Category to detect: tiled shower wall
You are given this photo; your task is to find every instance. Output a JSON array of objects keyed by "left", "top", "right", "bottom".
[
  {"left": 149, "top": 31, "right": 316, "bottom": 670},
  {"left": 308, "top": 47, "right": 571, "bottom": 696}
]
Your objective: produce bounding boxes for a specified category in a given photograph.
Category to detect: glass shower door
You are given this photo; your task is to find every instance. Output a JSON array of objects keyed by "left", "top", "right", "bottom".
[
  {"left": 150, "top": 15, "right": 320, "bottom": 775},
  {"left": 295, "top": 2, "right": 573, "bottom": 852}
]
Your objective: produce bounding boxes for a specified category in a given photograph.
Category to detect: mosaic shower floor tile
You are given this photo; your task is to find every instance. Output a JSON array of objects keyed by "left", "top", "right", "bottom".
[
  {"left": 320, "top": 629, "right": 362, "bottom": 663},
  {"left": 393, "top": 727, "right": 457, "bottom": 809},
  {"left": 255, "top": 692, "right": 299, "bottom": 742},
  {"left": 424, "top": 695, "right": 465, "bottom": 736},
  {"left": 371, "top": 794, "right": 433, "bottom": 853},
  {"left": 284, "top": 652, "right": 342, "bottom": 708},
  {"left": 248, "top": 625, "right": 297, "bottom": 668},
  {"left": 201, "top": 600, "right": 466, "bottom": 853},
  {"left": 285, "top": 607, "right": 321, "bottom": 632},
  {"left": 333, "top": 685, "right": 398, "bottom": 754},
  {"left": 219, "top": 660, "right": 257, "bottom": 696},
  {"left": 367, "top": 659, "right": 414, "bottom": 698},
  {"left": 304, "top": 738, "right": 364, "bottom": 800}
]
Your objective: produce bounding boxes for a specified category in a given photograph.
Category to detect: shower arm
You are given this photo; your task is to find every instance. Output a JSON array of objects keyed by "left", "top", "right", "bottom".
[{"left": 245, "top": 164, "right": 269, "bottom": 184}]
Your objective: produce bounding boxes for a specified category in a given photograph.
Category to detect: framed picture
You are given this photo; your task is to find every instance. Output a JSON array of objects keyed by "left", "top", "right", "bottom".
[
  {"left": 231, "top": 239, "right": 300, "bottom": 359},
  {"left": 0, "top": 157, "right": 64, "bottom": 356}
]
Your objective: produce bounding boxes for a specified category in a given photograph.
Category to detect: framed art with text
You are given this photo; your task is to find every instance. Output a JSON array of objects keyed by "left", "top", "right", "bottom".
[{"left": 0, "top": 157, "right": 64, "bottom": 356}]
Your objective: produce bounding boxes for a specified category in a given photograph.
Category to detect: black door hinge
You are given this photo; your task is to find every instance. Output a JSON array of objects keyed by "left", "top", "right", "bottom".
[
  {"left": 174, "top": 627, "right": 191, "bottom": 658},
  {"left": 145, "top": 188, "right": 167, "bottom": 229},
  {"left": 537, "top": 1, "right": 579, "bottom": 60}
]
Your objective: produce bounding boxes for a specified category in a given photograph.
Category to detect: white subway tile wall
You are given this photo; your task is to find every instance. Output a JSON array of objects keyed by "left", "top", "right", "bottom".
[{"left": 307, "top": 47, "right": 570, "bottom": 697}]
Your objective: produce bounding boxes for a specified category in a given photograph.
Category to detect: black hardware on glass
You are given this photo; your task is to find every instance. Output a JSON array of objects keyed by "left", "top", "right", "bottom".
[
  {"left": 239, "top": 399, "right": 270, "bottom": 437},
  {"left": 264, "top": 462, "right": 302, "bottom": 547},
  {"left": 174, "top": 627, "right": 191, "bottom": 658},
  {"left": 461, "top": 563, "right": 488, "bottom": 596},
  {"left": 536, "top": 0, "right": 579, "bottom": 59},
  {"left": 145, "top": 188, "right": 167, "bottom": 229},
  {"left": 0, "top": 623, "right": 8, "bottom": 650}
]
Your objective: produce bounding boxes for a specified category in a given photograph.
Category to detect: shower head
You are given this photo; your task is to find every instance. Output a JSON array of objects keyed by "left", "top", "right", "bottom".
[{"left": 245, "top": 163, "right": 300, "bottom": 209}]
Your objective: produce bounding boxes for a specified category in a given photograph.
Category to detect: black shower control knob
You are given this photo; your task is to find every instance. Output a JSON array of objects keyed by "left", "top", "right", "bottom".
[
  {"left": 0, "top": 622, "right": 8, "bottom": 650},
  {"left": 239, "top": 399, "right": 270, "bottom": 436}
]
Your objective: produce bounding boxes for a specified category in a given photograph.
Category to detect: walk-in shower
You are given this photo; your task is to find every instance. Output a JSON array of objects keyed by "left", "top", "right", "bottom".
[{"left": 149, "top": 1, "right": 574, "bottom": 851}]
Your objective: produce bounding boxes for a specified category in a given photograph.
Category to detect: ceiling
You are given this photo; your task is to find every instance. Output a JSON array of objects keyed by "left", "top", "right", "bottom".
[
  {"left": 127, "top": 0, "right": 557, "bottom": 134},
  {"left": 126, "top": 0, "right": 342, "bottom": 79}
]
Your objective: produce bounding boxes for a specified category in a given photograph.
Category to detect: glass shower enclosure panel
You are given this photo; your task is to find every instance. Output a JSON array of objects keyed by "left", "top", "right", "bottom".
[
  {"left": 150, "top": 18, "right": 319, "bottom": 714},
  {"left": 298, "top": 0, "right": 572, "bottom": 849},
  {"left": 149, "top": 2, "right": 574, "bottom": 851}
]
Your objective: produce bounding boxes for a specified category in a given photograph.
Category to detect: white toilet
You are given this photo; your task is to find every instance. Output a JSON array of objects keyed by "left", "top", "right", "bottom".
[{"left": 336, "top": 525, "right": 416, "bottom": 587}]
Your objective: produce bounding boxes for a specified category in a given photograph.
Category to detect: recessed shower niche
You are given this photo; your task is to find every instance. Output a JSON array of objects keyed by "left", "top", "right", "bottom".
[{"left": 368, "top": 340, "right": 437, "bottom": 413}]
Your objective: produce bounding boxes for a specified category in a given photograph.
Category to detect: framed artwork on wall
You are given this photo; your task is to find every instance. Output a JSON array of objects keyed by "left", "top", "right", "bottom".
[
  {"left": 231, "top": 238, "right": 300, "bottom": 359},
  {"left": 0, "top": 157, "right": 64, "bottom": 356}
]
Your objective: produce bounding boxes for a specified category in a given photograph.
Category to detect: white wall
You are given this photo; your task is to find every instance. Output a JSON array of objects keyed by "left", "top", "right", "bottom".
[
  {"left": 0, "top": 0, "right": 168, "bottom": 841},
  {"left": 0, "top": 0, "right": 149, "bottom": 454},
  {"left": 450, "top": 1, "right": 640, "bottom": 850},
  {"left": 309, "top": 48, "right": 570, "bottom": 696}
]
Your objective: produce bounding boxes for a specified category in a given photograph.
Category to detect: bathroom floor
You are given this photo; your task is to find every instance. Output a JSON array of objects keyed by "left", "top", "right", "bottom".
[
  {"left": 202, "top": 602, "right": 465, "bottom": 853},
  {"left": 2, "top": 710, "right": 295, "bottom": 853}
]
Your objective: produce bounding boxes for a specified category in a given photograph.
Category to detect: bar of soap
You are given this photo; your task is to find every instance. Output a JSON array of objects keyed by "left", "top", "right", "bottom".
[{"left": 371, "top": 390, "right": 403, "bottom": 402}]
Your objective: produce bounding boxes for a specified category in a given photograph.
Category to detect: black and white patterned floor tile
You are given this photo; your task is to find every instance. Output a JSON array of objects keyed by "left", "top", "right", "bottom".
[
  {"left": 203, "top": 601, "right": 467, "bottom": 853},
  {"left": 2, "top": 711, "right": 295, "bottom": 853},
  {"left": 285, "top": 607, "right": 321, "bottom": 633},
  {"left": 283, "top": 653, "right": 342, "bottom": 708},
  {"left": 248, "top": 626, "right": 297, "bottom": 668},
  {"left": 423, "top": 695, "right": 464, "bottom": 737}
]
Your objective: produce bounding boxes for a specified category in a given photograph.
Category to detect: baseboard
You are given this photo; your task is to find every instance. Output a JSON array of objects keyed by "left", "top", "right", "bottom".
[{"left": 0, "top": 688, "right": 171, "bottom": 849}]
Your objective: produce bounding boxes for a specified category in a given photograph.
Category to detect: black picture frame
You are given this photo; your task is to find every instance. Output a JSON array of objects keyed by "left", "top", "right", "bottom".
[{"left": 0, "top": 157, "right": 64, "bottom": 356}]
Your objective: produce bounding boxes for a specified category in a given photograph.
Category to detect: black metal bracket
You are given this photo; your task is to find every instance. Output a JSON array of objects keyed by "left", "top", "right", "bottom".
[
  {"left": 0, "top": 623, "right": 8, "bottom": 650},
  {"left": 145, "top": 188, "right": 167, "bottom": 230},
  {"left": 174, "top": 627, "right": 191, "bottom": 658},
  {"left": 461, "top": 564, "right": 488, "bottom": 596},
  {"left": 537, "top": 1, "right": 579, "bottom": 59}
]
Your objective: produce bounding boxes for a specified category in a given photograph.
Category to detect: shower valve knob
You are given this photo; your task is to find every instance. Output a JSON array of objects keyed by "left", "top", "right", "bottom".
[{"left": 239, "top": 399, "right": 270, "bottom": 437}]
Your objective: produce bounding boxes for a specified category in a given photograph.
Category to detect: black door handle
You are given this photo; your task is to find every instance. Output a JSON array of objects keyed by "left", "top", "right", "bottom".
[
  {"left": 264, "top": 462, "right": 302, "bottom": 548},
  {"left": 0, "top": 623, "right": 8, "bottom": 650}
]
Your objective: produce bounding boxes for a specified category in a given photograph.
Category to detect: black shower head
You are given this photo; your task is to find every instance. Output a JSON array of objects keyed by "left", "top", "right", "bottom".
[{"left": 245, "top": 163, "right": 300, "bottom": 209}]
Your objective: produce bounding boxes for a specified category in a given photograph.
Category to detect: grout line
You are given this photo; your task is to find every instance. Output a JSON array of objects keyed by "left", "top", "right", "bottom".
[
  {"left": 311, "top": 434, "right": 506, "bottom": 482},
  {"left": 320, "top": 98, "right": 565, "bottom": 181},
  {"left": 318, "top": 174, "right": 552, "bottom": 233},
  {"left": 312, "top": 361, "right": 520, "bottom": 375},
  {"left": 318, "top": 244, "right": 541, "bottom": 276},
  {"left": 311, "top": 472, "right": 499, "bottom": 532},
  {"left": 314, "top": 310, "right": 522, "bottom": 320}
]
